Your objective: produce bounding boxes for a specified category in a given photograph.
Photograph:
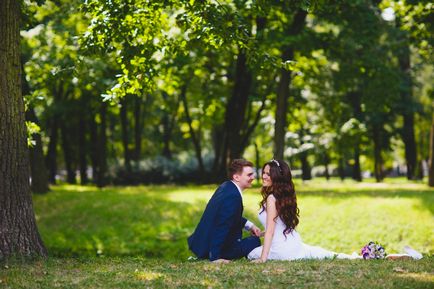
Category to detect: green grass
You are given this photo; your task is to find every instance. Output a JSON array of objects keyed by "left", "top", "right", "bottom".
[
  {"left": 1, "top": 179, "right": 433, "bottom": 288},
  {"left": 1, "top": 257, "right": 433, "bottom": 288}
]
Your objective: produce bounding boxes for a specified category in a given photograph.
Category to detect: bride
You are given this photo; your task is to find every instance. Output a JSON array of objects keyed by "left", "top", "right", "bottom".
[
  {"left": 248, "top": 159, "right": 359, "bottom": 262},
  {"left": 248, "top": 159, "right": 423, "bottom": 262}
]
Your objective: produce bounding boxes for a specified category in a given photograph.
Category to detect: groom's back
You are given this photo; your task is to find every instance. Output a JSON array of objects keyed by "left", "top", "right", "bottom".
[{"left": 187, "top": 181, "right": 240, "bottom": 259}]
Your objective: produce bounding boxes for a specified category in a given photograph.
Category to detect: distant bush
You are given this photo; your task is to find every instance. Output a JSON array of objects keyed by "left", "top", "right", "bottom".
[{"left": 112, "top": 155, "right": 215, "bottom": 185}]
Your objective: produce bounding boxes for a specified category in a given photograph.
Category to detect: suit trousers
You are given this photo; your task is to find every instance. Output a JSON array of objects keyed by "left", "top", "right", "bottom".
[{"left": 220, "top": 236, "right": 261, "bottom": 260}]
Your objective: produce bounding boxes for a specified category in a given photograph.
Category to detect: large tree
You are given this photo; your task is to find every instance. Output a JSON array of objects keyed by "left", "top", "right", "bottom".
[{"left": 0, "top": 0, "right": 47, "bottom": 258}]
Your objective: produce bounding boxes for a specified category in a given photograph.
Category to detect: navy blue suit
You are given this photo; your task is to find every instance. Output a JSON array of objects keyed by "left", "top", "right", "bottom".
[{"left": 188, "top": 181, "right": 260, "bottom": 261}]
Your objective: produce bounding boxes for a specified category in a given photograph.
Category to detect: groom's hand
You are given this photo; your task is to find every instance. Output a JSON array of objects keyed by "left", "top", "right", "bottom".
[
  {"left": 250, "top": 225, "right": 262, "bottom": 237},
  {"left": 212, "top": 259, "right": 230, "bottom": 264}
]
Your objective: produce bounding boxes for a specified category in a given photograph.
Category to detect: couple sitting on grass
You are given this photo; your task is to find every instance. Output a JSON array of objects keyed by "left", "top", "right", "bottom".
[{"left": 188, "top": 159, "right": 423, "bottom": 263}]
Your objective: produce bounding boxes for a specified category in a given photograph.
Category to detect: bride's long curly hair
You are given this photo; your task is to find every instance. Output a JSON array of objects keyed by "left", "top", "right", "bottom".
[{"left": 259, "top": 160, "right": 299, "bottom": 235}]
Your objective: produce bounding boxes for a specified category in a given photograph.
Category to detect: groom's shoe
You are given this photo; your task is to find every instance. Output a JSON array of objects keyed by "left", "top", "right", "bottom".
[{"left": 403, "top": 245, "right": 423, "bottom": 260}]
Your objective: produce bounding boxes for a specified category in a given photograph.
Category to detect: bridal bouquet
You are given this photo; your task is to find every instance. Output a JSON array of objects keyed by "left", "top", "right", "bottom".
[{"left": 361, "top": 241, "right": 386, "bottom": 259}]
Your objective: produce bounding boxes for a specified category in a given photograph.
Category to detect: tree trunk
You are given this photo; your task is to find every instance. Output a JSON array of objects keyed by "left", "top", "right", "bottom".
[
  {"left": 324, "top": 152, "right": 330, "bottom": 180},
  {"left": 347, "top": 91, "right": 363, "bottom": 182},
  {"left": 120, "top": 96, "right": 131, "bottom": 172},
  {"left": 338, "top": 157, "right": 345, "bottom": 181},
  {"left": 398, "top": 40, "right": 418, "bottom": 180},
  {"left": 96, "top": 102, "right": 108, "bottom": 187},
  {"left": 60, "top": 121, "right": 76, "bottom": 184},
  {"left": 26, "top": 108, "right": 50, "bottom": 194},
  {"left": 213, "top": 50, "right": 252, "bottom": 178},
  {"left": 210, "top": 17, "right": 268, "bottom": 179},
  {"left": 161, "top": 113, "right": 173, "bottom": 159},
  {"left": 300, "top": 152, "right": 312, "bottom": 180},
  {"left": 133, "top": 95, "right": 142, "bottom": 162},
  {"left": 78, "top": 110, "right": 88, "bottom": 184},
  {"left": 274, "top": 48, "right": 291, "bottom": 160},
  {"left": 0, "top": 0, "right": 47, "bottom": 258},
  {"left": 46, "top": 116, "right": 58, "bottom": 184},
  {"left": 254, "top": 142, "right": 261, "bottom": 183},
  {"left": 225, "top": 51, "right": 252, "bottom": 161},
  {"left": 180, "top": 85, "right": 204, "bottom": 173},
  {"left": 274, "top": 10, "right": 307, "bottom": 160},
  {"left": 353, "top": 146, "right": 362, "bottom": 182},
  {"left": 89, "top": 112, "right": 99, "bottom": 182},
  {"left": 429, "top": 112, "right": 434, "bottom": 186},
  {"left": 373, "top": 125, "right": 384, "bottom": 182},
  {"left": 211, "top": 125, "right": 224, "bottom": 176},
  {"left": 161, "top": 94, "right": 172, "bottom": 160},
  {"left": 22, "top": 62, "right": 49, "bottom": 194}
]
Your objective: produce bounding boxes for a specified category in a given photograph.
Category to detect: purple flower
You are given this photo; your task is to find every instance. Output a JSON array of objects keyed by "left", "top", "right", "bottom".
[{"left": 361, "top": 241, "right": 386, "bottom": 259}]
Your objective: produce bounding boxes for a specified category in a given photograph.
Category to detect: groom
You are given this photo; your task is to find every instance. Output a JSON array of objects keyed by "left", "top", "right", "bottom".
[{"left": 188, "top": 159, "right": 261, "bottom": 263}]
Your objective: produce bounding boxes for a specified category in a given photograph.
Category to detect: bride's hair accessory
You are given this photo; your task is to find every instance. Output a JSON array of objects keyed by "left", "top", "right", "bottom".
[
  {"left": 271, "top": 159, "right": 283, "bottom": 174},
  {"left": 361, "top": 241, "right": 386, "bottom": 259}
]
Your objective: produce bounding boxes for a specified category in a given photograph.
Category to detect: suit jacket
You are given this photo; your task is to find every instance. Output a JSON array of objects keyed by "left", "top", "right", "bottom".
[{"left": 188, "top": 181, "right": 247, "bottom": 261}]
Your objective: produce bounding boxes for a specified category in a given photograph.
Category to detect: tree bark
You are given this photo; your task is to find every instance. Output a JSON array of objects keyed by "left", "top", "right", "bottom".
[
  {"left": 274, "top": 10, "right": 307, "bottom": 160},
  {"left": 0, "top": 0, "right": 47, "bottom": 258}
]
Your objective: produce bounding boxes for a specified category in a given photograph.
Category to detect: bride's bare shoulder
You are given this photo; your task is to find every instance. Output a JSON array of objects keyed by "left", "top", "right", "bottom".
[{"left": 266, "top": 194, "right": 276, "bottom": 202}]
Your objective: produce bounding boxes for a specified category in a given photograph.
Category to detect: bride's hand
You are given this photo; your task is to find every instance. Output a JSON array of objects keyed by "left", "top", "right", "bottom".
[
  {"left": 250, "top": 225, "right": 262, "bottom": 237},
  {"left": 251, "top": 258, "right": 266, "bottom": 263}
]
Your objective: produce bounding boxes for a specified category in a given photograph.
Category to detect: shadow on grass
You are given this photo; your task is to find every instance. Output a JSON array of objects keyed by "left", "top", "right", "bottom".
[{"left": 34, "top": 186, "right": 208, "bottom": 260}]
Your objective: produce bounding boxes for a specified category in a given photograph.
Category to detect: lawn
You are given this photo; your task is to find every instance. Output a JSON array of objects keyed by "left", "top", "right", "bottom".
[{"left": 1, "top": 179, "right": 433, "bottom": 288}]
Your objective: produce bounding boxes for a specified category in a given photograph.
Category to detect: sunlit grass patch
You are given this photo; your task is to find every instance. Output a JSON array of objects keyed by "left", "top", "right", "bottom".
[{"left": 135, "top": 270, "right": 164, "bottom": 281}]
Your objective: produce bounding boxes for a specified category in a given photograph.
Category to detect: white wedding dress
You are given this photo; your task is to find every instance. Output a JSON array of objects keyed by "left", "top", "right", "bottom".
[{"left": 247, "top": 208, "right": 358, "bottom": 260}]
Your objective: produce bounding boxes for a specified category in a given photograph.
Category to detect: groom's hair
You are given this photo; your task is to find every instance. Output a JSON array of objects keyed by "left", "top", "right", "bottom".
[{"left": 228, "top": 159, "right": 253, "bottom": 179}]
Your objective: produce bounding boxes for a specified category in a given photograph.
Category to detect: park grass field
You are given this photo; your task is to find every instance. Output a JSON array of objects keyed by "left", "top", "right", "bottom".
[{"left": 1, "top": 179, "right": 433, "bottom": 288}]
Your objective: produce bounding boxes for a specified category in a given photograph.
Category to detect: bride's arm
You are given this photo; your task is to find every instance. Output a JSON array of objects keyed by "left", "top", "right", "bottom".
[{"left": 256, "top": 194, "right": 277, "bottom": 262}]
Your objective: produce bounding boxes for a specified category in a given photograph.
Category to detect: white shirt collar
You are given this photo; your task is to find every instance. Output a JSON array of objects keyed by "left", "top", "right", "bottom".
[{"left": 231, "top": 180, "right": 243, "bottom": 197}]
